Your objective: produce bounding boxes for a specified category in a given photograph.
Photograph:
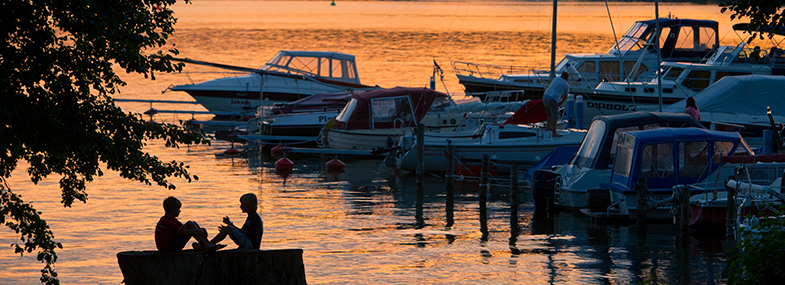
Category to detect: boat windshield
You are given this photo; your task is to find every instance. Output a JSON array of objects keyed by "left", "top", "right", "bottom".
[
  {"left": 429, "top": 96, "right": 455, "bottom": 112},
  {"left": 609, "top": 22, "right": 650, "bottom": 54},
  {"left": 336, "top": 98, "right": 358, "bottom": 122},
  {"left": 262, "top": 52, "right": 359, "bottom": 83},
  {"left": 571, "top": 120, "right": 607, "bottom": 169},
  {"left": 611, "top": 133, "right": 636, "bottom": 177}
]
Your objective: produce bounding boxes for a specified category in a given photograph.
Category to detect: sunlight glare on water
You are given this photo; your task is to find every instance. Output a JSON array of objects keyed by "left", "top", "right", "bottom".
[{"left": 1, "top": 1, "right": 735, "bottom": 284}]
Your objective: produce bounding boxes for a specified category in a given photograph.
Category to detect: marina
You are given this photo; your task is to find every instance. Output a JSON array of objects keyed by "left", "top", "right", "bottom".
[{"left": 3, "top": 1, "right": 782, "bottom": 284}]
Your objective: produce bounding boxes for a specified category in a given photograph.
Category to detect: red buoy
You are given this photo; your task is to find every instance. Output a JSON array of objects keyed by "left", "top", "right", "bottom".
[
  {"left": 224, "top": 146, "right": 241, "bottom": 155},
  {"left": 271, "top": 144, "right": 289, "bottom": 157},
  {"left": 326, "top": 157, "right": 345, "bottom": 172},
  {"left": 275, "top": 157, "right": 294, "bottom": 171}
]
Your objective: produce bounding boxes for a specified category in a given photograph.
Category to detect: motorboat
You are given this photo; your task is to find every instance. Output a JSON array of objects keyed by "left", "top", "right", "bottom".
[
  {"left": 394, "top": 123, "right": 586, "bottom": 174},
  {"left": 454, "top": 18, "right": 720, "bottom": 99},
  {"left": 243, "top": 92, "right": 353, "bottom": 146},
  {"left": 575, "top": 23, "right": 785, "bottom": 123},
  {"left": 690, "top": 169, "right": 785, "bottom": 231},
  {"left": 324, "top": 87, "right": 509, "bottom": 152},
  {"left": 532, "top": 111, "right": 705, "bottom": 210},
  {"left": 166, "top": 50, "right": 378, "bottom": 113}
]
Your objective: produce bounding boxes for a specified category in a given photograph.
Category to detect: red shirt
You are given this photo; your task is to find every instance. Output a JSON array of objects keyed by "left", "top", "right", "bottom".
[{"left": 155, "top": 216, "right": 184, "bottom": 252}]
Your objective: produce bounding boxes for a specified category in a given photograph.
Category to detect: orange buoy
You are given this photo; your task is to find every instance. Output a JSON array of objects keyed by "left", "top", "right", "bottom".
[
  {"left": 275, "top": 157, "right": 294, "bottom": 171},
  {"left": 325, "top": 157, "right": 345, "bottom": 172},
  {"left": 271, "top": 144, "right": 289, "bottom": 157},
  {"left": 223, "top": 146, "right": 241, "bottom": 155}
]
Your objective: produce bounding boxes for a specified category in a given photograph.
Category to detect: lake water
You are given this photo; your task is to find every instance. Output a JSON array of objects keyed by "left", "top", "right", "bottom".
[{"left": 1, "top": 1, "right": 738, "bottom": 284}]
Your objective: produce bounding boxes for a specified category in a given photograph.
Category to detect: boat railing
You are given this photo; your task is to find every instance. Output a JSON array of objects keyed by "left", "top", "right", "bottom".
[{"left": 451, "top": 61, "right": 537, "bottom": 79}]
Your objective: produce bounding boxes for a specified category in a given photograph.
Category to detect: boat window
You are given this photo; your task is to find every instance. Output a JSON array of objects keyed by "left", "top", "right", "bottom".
[
  {"left": 641, "top": 142, "right": 674, "bottom": 179},
  {"left": 680, "top": 70, "right": 712, "bottom": 91},
  {"left": 371, "top": 96, "right": 414, "bottom": 128},
  {"left": 599, "top": 61, "right": 621, "bottom": 81},
  {"left": 320, "top": 57, "right": 330, "bottom": 78},
  {"left": 498, "top": 131, "right": 536, "bottom": 139},
  {"left": 577, "top": 61, "right": 595, "bottom": 73},
  {"left": 663, "top": 67, "right": 684, "bottom": 81},
  {"left": 346, "top": 60, "right": 357, "bottom": 80},
  {"left": 713, "top": 141, "right": 735, "bottom": 165},
  {"left": 679, "top": 141, "right": 709, "bottom": 178},
  {"left": 331, "top": 59, "right": 345, "bottom": 79},
  {"left": 612, "top": 133, "right": 636, "bottom": 177},
  {"left": 335, "top": 98, "right": 358, "bottom": 122},
  {"left": 624, "top": 61, "right": 648, "bottom": 80},
  {"left": 286, "top": 56, "right": 320, "bottom": 76},
  {"left": 698, "top": 27, "right": 717, "bottom": 51},
  {"left": 571, "top": 120, "right": 607, "bottom": 169},
  {"left": 263, "top": 52, "right": 291, "bottom": 70},
  {"left": 610, "top": 22, "right": 649, "bottom": 53},
  {"left": 675, "top": 26, "right": 696, "bottom": 50},
  {"left": 658, "top": 27, "right": 673, "bottom": 50}
]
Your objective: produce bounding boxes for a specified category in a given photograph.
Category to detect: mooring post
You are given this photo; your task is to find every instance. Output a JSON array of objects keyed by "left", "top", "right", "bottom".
[
  {"left": 725, "top": 179, "right": 737, "bottom": 241},
  {"left": 480, "top": 154, "right": 490, "bottom": 199},
  {"left": 445, "top": 143, "right": 455, "bottom": 227},
  {"left": 416, "top": 124, "right": 425, "bottom": 186},
  {"left": 511, "top": 164, "right": 519, "bottom": 207},
  {"left": 635, "top": 178, "right": 648, "bottom": 225},
  {"left": 679, "top": 185, "right": 691, "bottom": 231}
]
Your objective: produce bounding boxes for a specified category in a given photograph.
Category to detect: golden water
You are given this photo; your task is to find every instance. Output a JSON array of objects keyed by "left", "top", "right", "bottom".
[{"left": 2, "top": 1, "right": 737, "bottom": 284}]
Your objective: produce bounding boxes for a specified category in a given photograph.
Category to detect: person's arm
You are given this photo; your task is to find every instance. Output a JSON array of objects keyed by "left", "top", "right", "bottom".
[{"left": 558, "top": 93, "right": 568, "bottom": 105}]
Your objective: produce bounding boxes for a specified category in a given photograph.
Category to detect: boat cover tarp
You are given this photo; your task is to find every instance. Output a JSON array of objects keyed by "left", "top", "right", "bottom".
[
  {"left": 662, "top": 75, "right": 785, "bottom": 119},
  {"left": 273, "top": 92, "right": 351, "bottom": 114},
  {"left": 524, "top": 145, "right": 580, "bottom": 180},
  {"left": 502, "top": 99, "right": 547, "bottom": 125},
  {"left": 337, "top": 87, "right": 447, "bottom": 130}
]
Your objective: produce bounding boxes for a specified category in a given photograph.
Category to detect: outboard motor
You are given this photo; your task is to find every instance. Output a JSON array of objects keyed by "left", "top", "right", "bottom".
[{"left": 585, "top": 188, "right": 613, "bottom": 212}]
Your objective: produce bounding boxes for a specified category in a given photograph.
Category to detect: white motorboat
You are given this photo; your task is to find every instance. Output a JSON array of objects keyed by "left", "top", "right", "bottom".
[
  {"left": 395, "top": 123, "right": 586, "bottom": 174},
  {"left": 167, "top": 50, "right": 378, "bottom": 112},
  {"left": 454, "top": 18, "right": 720, "bottom": 99}
]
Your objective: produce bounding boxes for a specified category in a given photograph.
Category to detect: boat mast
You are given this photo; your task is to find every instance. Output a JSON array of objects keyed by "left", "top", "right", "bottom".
[
  {"left": 550, "top": 0, "right": 558, "bottom": 80},
  {"left": 656, "top": 0, "right": 662, "bottom": 112}
]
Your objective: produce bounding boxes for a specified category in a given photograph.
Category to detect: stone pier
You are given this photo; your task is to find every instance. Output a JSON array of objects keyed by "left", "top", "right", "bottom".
[{"left": 117, "top": 249, "right": 307, "bottom": 285}]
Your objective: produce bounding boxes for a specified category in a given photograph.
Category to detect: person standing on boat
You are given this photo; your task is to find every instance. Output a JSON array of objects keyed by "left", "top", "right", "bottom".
[
  {"left": 542, "top": 72, "right": 570, "bottom": 138},
  {"left": 684, "top": 96, "right": 700, "bottom": 121}
]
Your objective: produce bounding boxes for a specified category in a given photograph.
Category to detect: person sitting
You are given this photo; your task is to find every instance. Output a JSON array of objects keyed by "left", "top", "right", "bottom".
[
  {"left": 207, "top": 193, "right": 264, "bottom": 250},
  {"left": 750, "top": 46, "right": 762, "bottom": 63},
  {"left": 542, "top": 72, "right": 570, "bottom": 138},
  {"left": 684, "top": 96, "right": 700, "bottom": 121},
  {"left": 155, "top": 196, "right": 225, "bottom": 253}
]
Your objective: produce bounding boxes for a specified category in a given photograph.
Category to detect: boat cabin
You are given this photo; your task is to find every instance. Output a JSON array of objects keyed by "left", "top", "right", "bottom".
[
  {"left": 571, "top": 111, "right": 705, "bottom": 171},
  {"left": 334, "top": 87, "right": 451, "bottom": 130},
  {"left": 261, "top": 50, "right": 361, "bottom": 84},
  {"left": 605, "top": 128, "right": 747, "bottom": 194}
]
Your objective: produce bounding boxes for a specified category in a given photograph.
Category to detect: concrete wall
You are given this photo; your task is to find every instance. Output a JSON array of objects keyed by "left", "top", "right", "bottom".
[{"left": 117, "top": 249, "right": 307, "bottom": 285}]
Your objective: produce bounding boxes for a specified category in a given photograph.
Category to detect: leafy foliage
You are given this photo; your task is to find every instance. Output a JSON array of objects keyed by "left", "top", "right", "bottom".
[
  {"left": 0, "top": 0, "right": 207, "bottom": 283},
  {"left": 727, "top": 213, "right": 785, "bottom": 284},
  {"left": 720, "top": 0, "right": 785, "bottom": 42}
]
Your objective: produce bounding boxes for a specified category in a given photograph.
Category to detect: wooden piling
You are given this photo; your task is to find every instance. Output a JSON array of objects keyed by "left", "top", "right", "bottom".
[
  {"left": 445, "top": 143, "right": 455, "bottom": 227},
  {"left": 725, "top": 179, "right": 737, "bottom": 241},
  {"left": 480, "top": 154, "right": 490, "bottom": 198},
  {"left": 679, "top": 185, "right": 691, "bottom": 231},
  {"left": 416, "top": 124, "right": 425, "bottom": 186},
  {"left": 510, "top": 164, "right": 520, "bottom": 242},
  {"left": 635, "top": 178, "right": 648, "bottom": 225}
]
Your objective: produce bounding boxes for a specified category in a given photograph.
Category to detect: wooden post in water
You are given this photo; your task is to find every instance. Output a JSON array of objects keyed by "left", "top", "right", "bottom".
[
  {"left": 635, "top": 178, "right": 648, "bottom": 225},
  {"left": 679, "top": 185, "right": 691, "bottom": 231},
  {"left": 510, "top": 164, "right": 520, "bottom": 244},
  {"left": 725, "top": 179, "right": 737, "bottom": 241},
  {"left": 480, "top": 154, "right": 490, "bottom": 198},
  {"left": 445, "top": 143, "right": 455, "bottom": 228},
  {"left": 416, "top": 124, "right": 425, "bottom": 186}
]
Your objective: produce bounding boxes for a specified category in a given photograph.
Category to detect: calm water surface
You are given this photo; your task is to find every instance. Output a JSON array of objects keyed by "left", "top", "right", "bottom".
[{"left": 2, "top": 1, "right": 737, "bottom": 284}]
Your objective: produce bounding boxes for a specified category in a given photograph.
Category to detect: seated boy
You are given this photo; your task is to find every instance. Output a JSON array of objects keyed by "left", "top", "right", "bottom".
[
  {"left": 155, "top": 196, "right": 225, "bottom": 253},
  {"left": 208, "top": 193, "right": 263, "bottom": 249}
]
